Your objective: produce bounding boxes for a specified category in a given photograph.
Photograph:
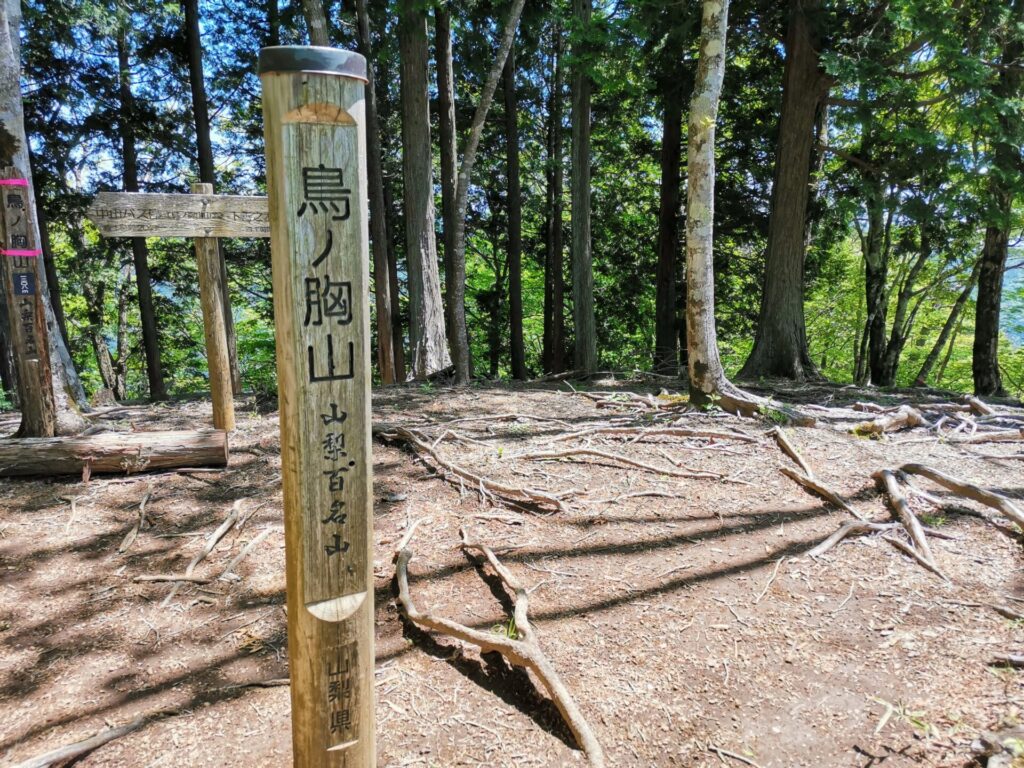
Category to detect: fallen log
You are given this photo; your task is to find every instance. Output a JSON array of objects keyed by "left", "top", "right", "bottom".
[{"left": 0, "top": 430, "right": 229, "bottom": 477}]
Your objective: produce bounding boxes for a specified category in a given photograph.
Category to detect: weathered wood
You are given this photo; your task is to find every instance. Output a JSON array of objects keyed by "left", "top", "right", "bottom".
[
  {"left": 191, "top": 183, "right": 235, "bottom": 430},
  {"left": 86, "top": 191, "right": 270, "bottom": 239},
  {"left": 260, "top": 46, "right": 375, "bottom": 766},
  {"left": 0, "top": 430, "right": 228, "bottom": 477},
  {"left": 0, "top": 167, "right": 56, "bottom": 437}
]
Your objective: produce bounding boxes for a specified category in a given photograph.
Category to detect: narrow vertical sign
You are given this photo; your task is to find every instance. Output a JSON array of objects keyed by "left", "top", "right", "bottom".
[{"left": 260, "top": 47, "right": 375, "bottom": 767}]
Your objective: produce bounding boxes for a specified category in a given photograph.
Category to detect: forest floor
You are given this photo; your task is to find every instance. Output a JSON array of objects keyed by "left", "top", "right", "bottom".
[{"left": 1, "top": 377, "right": 1023, "bottom": 768}]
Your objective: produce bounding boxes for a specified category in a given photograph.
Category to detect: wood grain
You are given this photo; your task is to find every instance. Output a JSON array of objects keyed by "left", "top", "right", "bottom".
[{"left": 261, "top": 62, "right": 375, "bottom": 766}]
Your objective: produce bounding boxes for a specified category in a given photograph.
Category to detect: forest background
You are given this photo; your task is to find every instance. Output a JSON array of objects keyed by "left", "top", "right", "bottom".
[{"left": 10, "top": 0, "right": 1024, "bottom": 406}]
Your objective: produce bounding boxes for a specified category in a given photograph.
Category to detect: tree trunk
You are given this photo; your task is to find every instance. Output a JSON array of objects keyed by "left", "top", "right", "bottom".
[
  {"left": 183, "top": 0, "right": 241, "bottom": 394},
  {"left": 0, "top": 429, "right": 229, "bottom": 477},
  {"left": 0, "top": 0, "right": 87, "bottom": 431},
  {"left": 973, "top": 0, "right": 1022, "bottom": 396},
  {"left": 505, "top": 44, "right": 526, "bottom": 380},
  {"left": 384, "top": 180, "right": 406, "bottom": 381},
  {"left": 862, "top": 180, "right": 888, "bottom": 385},
  {"left": 398, "top": 0, "right": 450, "bottom": 378},
  {"left": 0, "top": 298, "right": 17, "bottom": 406},
  {"left": 877, "top": 232, "right": 931, "bottom": 386},
  {"left": 355, "top": 0, "right": 396, "bottom": 384},
  {"left": 447, "top": 0, "right": 527, "bottom": 385},
  {"left": 267, "top": 0, "right": 280, "bottom": 46},
  {"left": 738, "top": 0, "right": 827, "bottom": 381},
  {"left": 570, "top": 0, "right": 596, "bottom": 374},
  {"left": 914, "top": 262, "right": 979, "bottom": 387},
  {"left": 654, "top": 72, "right": 683, "bottom": 375},
  {"left": 82, "top": 279, "right": 119, "bottom": 396},
  {"left": 543, "top": 21, "right": 566, "bottom": 374},
  {"left": 31, "top": 169, "right": 70, "bottom": 349},
  {"left": 299, "top": 0, "right": 330, "bottom": 45},
  {"left": 117, "top": 30, "right": 166, "bottom": 401},
  {"left": 435, "top": 4, "right": 459, "bottom": 362}
]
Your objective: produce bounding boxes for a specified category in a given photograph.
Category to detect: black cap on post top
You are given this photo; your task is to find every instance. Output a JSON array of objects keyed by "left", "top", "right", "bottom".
[{"left": 258, "top": 46, "right": 367, "bottom": 81}]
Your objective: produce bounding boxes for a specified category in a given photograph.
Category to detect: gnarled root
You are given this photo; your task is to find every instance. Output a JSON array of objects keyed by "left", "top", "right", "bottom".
[{"left": 394, "top": 524, "right": 606, "bottom": 767}]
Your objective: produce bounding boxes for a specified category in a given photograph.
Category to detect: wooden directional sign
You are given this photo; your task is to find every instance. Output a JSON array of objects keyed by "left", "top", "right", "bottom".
[
  {"left": 260, "top": 46, "right": 375, "bottom": 767},
  {"left": 87, "top": 191, "right": 270, "bottom": 239}
]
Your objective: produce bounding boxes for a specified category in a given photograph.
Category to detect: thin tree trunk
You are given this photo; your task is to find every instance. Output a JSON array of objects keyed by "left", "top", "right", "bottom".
[
  {"left": 355, "top": 0, "right": 396, "bottom": 384},
  {"left": 654, "top": 72, "right": 683, "bottom": 375},
  {"left": 570, "top": 0, "right": 596, "bottom": 374},
  {"left": 0, "top": 296, "right": 17, "bottom": 406},
  {"left": 936, "top": 310, "right": 964, "bottom": 386},
  {"left": 300, "top": 0, "right": 330, "bottom": 45},
  {"left": 82, "top": 280, "right": 118, "bottom": 396},
  {"left": 914, "top": 262, "right": 980, "bottom": 387},
  {"left": 739, "top": 0, "right": 828, "bottom": 381},
  {"left": 1, "top": 0, "right": 87, "bottom": 429},
  {"left": 267, "top": 0, "right": 280, "bottom": 46},
  {"left": 383, "top": 180, "right": 406, "bottom": 380},
  {"left": 863, "top": 180, "right": 888, "bottom": 385},
  {"left": 183, "top": 0, "right": 241, "bottom": 394},
  {"left": 448, "top": 0, "right": 527, "bottom": 384},
  {"left": 505, "top": 44, "right": 526, "bottom": 379},
  {"left": 543, "top": 21, "right": 566, "bottom": 374},
  {"left": 117, "top": 30, "right": 166, "bottom": 401},
  {"left": 878, "top": 232, "right": 931, "bottom": 386},
  {"left": 435, "top": 4, "right": 458, "bottom": 360},
  {"left": 399, "top": 0, "right": 450, "bottom": 378}
]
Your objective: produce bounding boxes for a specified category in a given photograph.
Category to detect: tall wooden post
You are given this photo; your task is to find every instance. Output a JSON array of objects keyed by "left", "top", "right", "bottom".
[
  {"left": 191, "top": 182, "right": 235, "bottom": 431},
  {"left": 259, "top": 47, "right": 375, "bottom": 767},
  {"left": 0, "top": 167, "right": 56, "bottom": 437}
]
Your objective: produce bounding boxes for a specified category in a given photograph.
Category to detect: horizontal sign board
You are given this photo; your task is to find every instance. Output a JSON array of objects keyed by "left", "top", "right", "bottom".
[{"left": 87, "top": 191, "right": 270, "bottom": 239}]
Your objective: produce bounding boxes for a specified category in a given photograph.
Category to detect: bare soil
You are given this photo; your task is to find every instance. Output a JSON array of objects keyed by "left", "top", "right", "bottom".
[{"left": 1, "top": 379, "right": 1022, "bottom": 767}]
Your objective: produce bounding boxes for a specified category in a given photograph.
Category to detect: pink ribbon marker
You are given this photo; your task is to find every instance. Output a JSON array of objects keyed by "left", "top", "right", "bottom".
[
  {"left": 0, "top": 178, "right": 28, "bottom": 187},
  {"left": 1, "top": 249, "right": 41, "bottom": 257}
]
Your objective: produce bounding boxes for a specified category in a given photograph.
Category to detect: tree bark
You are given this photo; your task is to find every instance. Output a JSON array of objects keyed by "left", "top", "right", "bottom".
[
  {"left": 863, "top": 179, "right": 889, "bottom": 385},
  {"left": 0, "top": 429, "right": 229, "bottom": 477},
  {"left": 0, "top": 0, "right": 87, "bottom": 430},
  {"left": 505, "top": 44, "right": 526, "bottom": 380},
  {"left": 570, "top": 0, "right": 596, "bottom": 375},
  {"left": 81, "top": 279, "right": 119, "bottom": 397},
  {"left": 182, "top": 0, "right": 241, "bottom": 394},
  {"left": 299, "top": 0, "right": 330, "bottom": 46},
  {"left": 914, "top": 262, "right": 979, "bottom": 387},
  {"left": 398, "top": 0, "right": 450, "bottom": 378},
  {"left": 543, "top": 21, "right": 566, "bottom": 374},
  {"left": 738, "top": 0, "right": 828, "bottom": 381},
  {"left": 973, "top": 0, "right": 1023, "bottom": 396},
  {"left": 435, "top": 4, "right": 458, "bottom": 363},
  {"left": 355, "top": 0, "right": 396, "bottom": 384},
  {"left": 448, "top": 0, "right": 527, "bottom": 385},
  {"left": 654, "top": 72, "right": 684, "bottom": 375},
  {"left": 267, "top": 0, "right": 280, "bottom": 46},
  {"left": 117, "top": 29, "right": 166, "bottom": 401}
]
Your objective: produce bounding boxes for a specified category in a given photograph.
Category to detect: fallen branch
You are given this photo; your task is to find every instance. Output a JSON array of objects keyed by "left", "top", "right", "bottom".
[
  {"left": 219, "top": 527, "right": 276, "bottom": 581},
  {"left": 134, "top": 574, "right": 212, "bottom": 584},
  {"left": 393, "top": 524, "right": 605, "bottom": 767},
  {"left": 899, "top": 463, "right": 1024, "bottom": 530},
  {"left": 852, "top": 405, "right": 928, "bottom": 436},
  {"left": 375, "top": 425, "right": 569, "bottom": 513},
  {"left": 707, "top": 743, "right": 765, "bottom": 768},
  {"left": 517, "top": 447, "right": 719, "bottom": 479},
  {"left": 161, "top": 500, "right": 241, "bottom": 607},
  {"left": 10, "top": 708, "right": 179, "bottom": 768},
  {"left": 118, "top": 483, "right": 154, "bottom": 554}
]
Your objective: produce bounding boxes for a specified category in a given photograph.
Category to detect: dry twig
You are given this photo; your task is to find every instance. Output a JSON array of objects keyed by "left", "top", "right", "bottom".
[
  {"left": 118, "top": 483, "right": 154, "bottom": 554},
  {"left": 161, "top": 500, "right": 241, "bottom": 606},
  {"left": 518, "top": 447, "right": 719, "bottom": 479}
]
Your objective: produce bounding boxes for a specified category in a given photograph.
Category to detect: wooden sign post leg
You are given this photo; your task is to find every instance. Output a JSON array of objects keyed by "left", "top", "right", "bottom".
[
  {"left": 259, "top": 47, "right": 375, "bottom": 767},
  {"left": 191, "top": 182, "right": 235, "bottom": 431},
  {"left": 0, "top": 167, "right": 56, "bottom": 437}
]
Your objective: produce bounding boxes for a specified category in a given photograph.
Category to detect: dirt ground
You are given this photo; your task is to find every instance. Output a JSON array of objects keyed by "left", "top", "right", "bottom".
[{"left": 1, "top": 378, "right": 1023, "bottom": 767}]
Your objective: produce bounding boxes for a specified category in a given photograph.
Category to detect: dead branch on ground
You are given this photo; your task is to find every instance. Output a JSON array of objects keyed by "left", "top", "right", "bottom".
[
  {"left": 852, "top": 405, "right": 929, "bottom": 436},
  {"left": 161, "top": 500, "right": 241, "bottom": 606},
  {"left": 393, "top": 524, "right": 605, "bottom": 767},
  {"left": 118, "top": 482, "right": 154, "bottom": 554},
  {"left": 548, "top": 425, "right": 757, "bottom": 445}
]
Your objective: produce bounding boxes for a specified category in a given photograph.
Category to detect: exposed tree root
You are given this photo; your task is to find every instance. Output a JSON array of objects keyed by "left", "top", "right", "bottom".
[
  {"left": 769, "top": 428, "right": 867, "bottom": 522},
  {"left": 393, "top": 524, "right": 606, "bottom": 767},
  {"left": 898, "top": 463, "right": 1024, "bottom": 531},
  {"left": 767, "top": 427, "right": 812, "bottom": 477},
  {"left": 808, "top": 520, "right": 897, "bottom": 558},
  {"left": 852, "top": 405, "right": 929, "bottom": 436},
  {"left": 992, "top": 653, "right": 1024, "bottom": 668},
  {"left": 118, "top": 483, "right": 154, "bottom": 554},
  {"left": 548, "top": 425, "right": 757, "bottom": 445},
  {"left": 375, "top": 425, "right": 570, "bottom": 513},
  {"left": 874, "top": 469, "right": 947, "bottom": 579},
  {"left": 517, "top": 448, "right": 719, "bottom": 479}
]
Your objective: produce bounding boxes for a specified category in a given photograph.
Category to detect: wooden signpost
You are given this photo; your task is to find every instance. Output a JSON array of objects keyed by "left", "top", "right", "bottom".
[
  {"left": 0, "top": 166, "right": 57, "bottom": 437},
  {"left": 259, "top": 46, "right": 375, "bottom": 766},
  {"left": 86, "top": 189, "right": 272, "bottom": 430}
]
